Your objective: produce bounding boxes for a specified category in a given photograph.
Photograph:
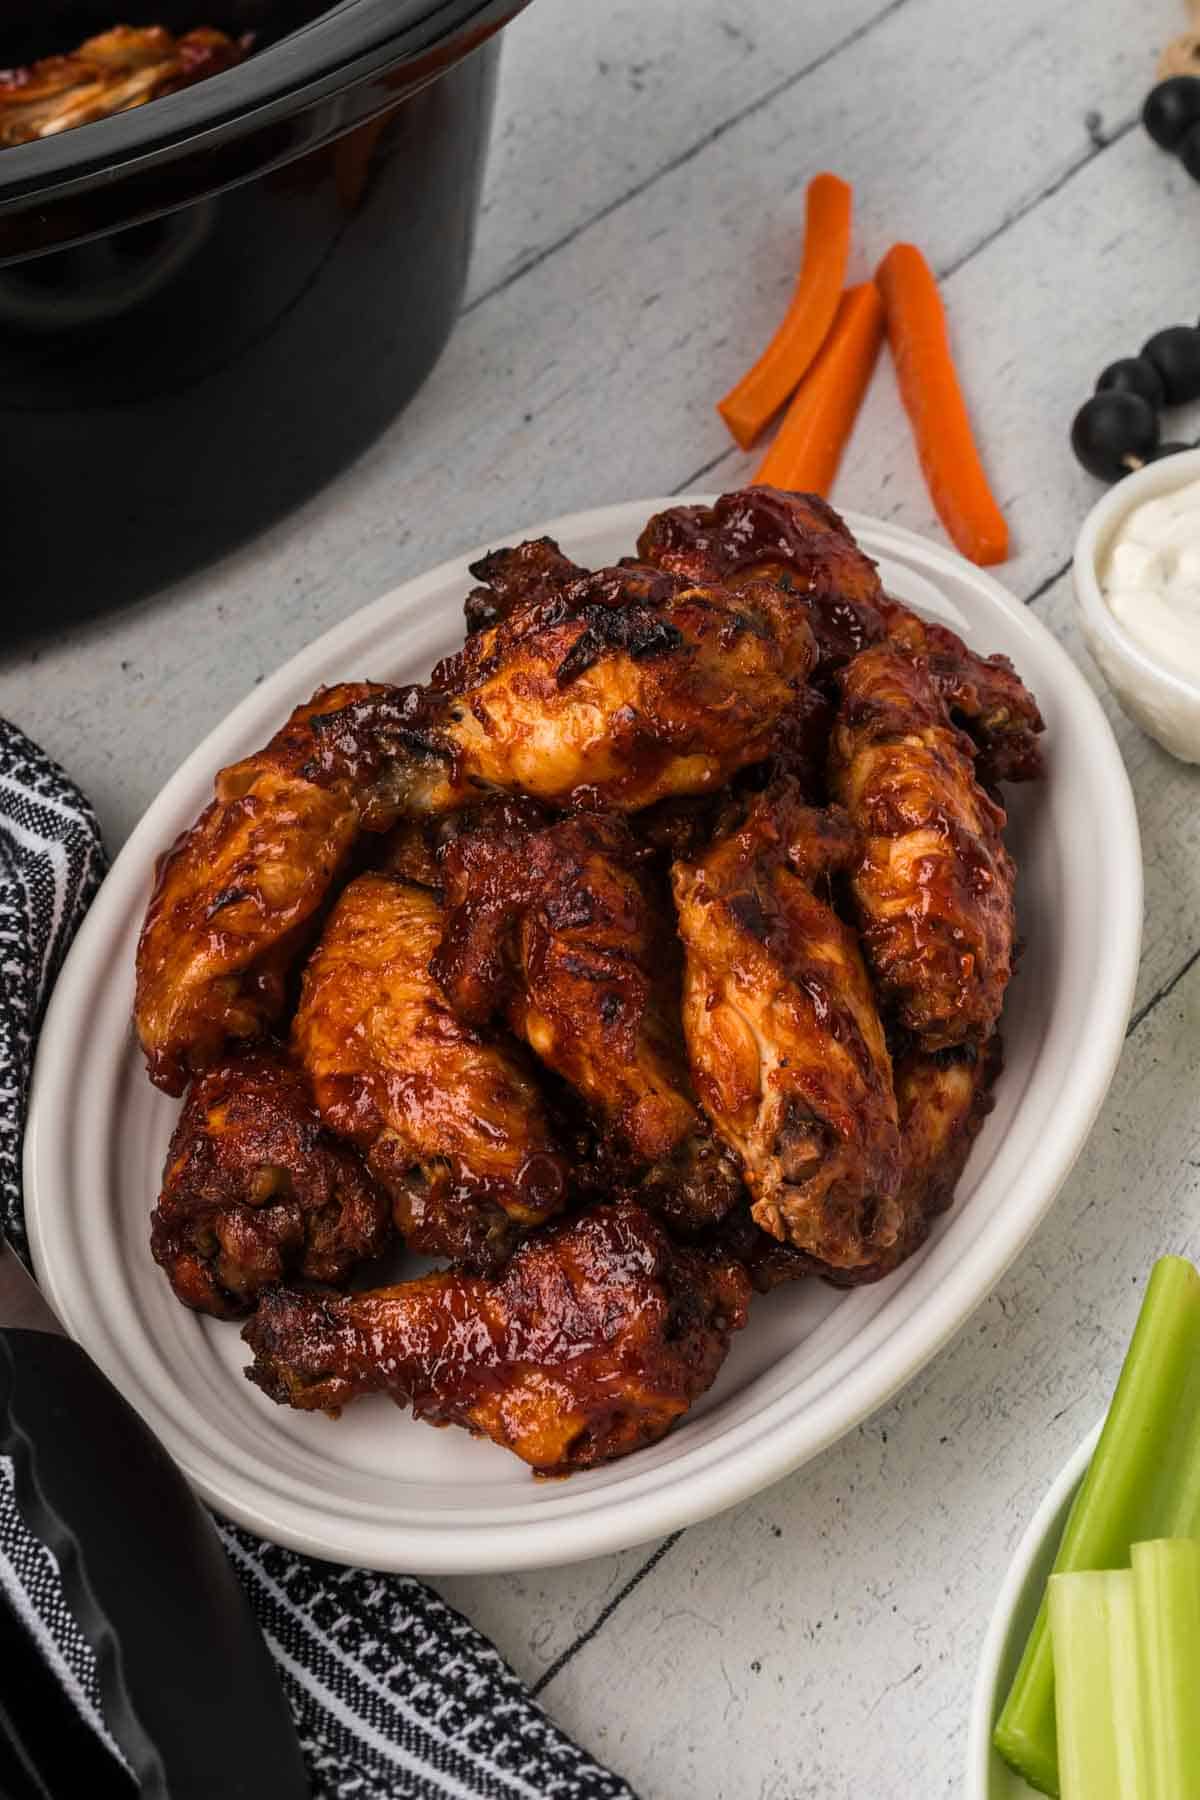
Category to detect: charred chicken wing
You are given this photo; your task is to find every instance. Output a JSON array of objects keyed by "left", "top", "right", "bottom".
[
  {"left": 434, "top": 801, "right": 743, "bottom": 1228},
  {"left": 293, "top": 872, "right": 567, "bottom": 1272},
  {"left": 829, "top": 643, "right": 1016, "bottom": 1050},
  {"left": 310, "top": 565, "right": 814, "bottom": 818},
  {"left": 674, "top": 783, "right": 903, "bottom": 1269},
  {"left": 243, "top": 1202, "right": 751, "bottom": 1474},
  {"left": 135, "top": 682, "right": 392, "bottom": 1095},
  {"left": 151, "top": 1045, "right": 391, "bottom": 1319}
]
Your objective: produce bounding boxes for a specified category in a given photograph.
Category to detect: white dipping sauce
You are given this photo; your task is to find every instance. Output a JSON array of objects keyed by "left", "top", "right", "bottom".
[{"left": 1100, "top": 475, "right": 1200, "bottom": 678}]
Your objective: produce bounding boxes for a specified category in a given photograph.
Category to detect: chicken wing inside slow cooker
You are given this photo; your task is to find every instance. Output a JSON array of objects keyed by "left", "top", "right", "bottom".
[{"left": 0, "top": 24, "right": 246, "bottom": 147}]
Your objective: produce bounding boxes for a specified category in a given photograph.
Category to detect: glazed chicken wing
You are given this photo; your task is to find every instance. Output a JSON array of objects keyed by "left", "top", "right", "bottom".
[
  {"left": 829, "top": 643, "right": 1016, "bottom": 1049},
  {"left": 307, "top": 565, "right": 814, "bottom": 818},
  {"left": 151, "top": 1045, "right": 391, "bottom": 1319},
  {"left": 293, "top": 871, "right": 567, "bottom": 1271},
  {"left": 243, "top": 1203, "right": 751, "bottom": 1474},
  {"left": 135, "top": 682, "right": 392, "bottom": 1095},
  {"left": 674, "top": 782, "right": 903, "bottom": 1269},
  {"left": 434, "top": 801, "right": 743, "bottom": 1229},
  {"left": 639, "top": 487, "right": 1043, "bottom": 781}
]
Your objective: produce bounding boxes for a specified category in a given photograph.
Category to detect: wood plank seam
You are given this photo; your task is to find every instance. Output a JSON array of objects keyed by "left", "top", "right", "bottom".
[{"left": 531, "top": 1532, "right": 685, "bottom": 1697}]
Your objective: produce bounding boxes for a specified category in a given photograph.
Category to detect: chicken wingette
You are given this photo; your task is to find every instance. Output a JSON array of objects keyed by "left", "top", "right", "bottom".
[
  {"left": 135, "top": 682, "right": 391, "bottom": 1095},
  {"left": 829, "top": 643, "right": 1017, "bottom": 1050},
  {"left": 293, "top": 872, "right": 567, "bottom": 1272},
  {"left": 312, "top": 564, "right": 815, "bottom": 816},
  {"left": 434, "top": 800, "right": 743, "bottom": 1229},
  {"left": 673, "top": 782, "right": 903, "bottom": 1269}
]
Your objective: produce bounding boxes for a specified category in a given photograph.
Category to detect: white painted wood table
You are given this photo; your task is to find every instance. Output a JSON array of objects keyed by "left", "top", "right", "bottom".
[{"left": 6, "top": 1, "right": 1200, "bottom": 1792}]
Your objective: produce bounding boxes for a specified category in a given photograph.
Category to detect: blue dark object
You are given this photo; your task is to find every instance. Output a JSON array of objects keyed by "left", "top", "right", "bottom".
[
  {"left": 0, "top": 0, "right": 531, "bottom": 637},
  {"left": 0, "top": 1248, "right": 308, "bottom": 1799},
  {"left": 1070, "top": 389, "right": 1160, "bottom": 482},
  {"left": 1141, "top": 324, "right": 1200, "bottom": 404}
]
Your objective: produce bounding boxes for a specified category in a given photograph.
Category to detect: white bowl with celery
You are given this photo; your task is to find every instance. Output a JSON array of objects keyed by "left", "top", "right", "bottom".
[{"left": 969, "top": 1255, "right": 1200, "bottom": 1799}]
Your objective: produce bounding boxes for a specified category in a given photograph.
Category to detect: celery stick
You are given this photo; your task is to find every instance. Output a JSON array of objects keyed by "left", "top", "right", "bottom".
[
  {"left": 994, "top": 1256, "right": 1200, "bottom": 1795},
  {"left": 1132, "top": 1539, "right": 1200, "bottom": 1800},
  {"left": 1048, "top": 1570, "right": 1151, "bottom": 1800}
]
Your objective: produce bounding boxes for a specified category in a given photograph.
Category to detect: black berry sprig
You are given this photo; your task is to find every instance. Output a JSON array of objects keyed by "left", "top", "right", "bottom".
[{"left": 1071, "top": 326, "right": 1200, "bottom": 480}]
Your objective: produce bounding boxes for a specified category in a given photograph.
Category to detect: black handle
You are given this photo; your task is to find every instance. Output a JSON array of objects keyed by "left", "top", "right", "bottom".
[{"left": 0, "top": 1328, "right": 309, "bottom": 1800}]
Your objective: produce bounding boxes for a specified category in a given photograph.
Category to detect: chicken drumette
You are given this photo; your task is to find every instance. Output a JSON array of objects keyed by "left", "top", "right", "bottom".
[
  {"left": 151, "top": 1045, "right": 392, "bottom": 1319},
  {"left": 434, "top": 800, "right": 743, "bottom": 1229},
  {"left": 829, "top": 643, "right": 1016, "bottom": 1050},
  {"left": 673, "top": 782, "right": 903, "bottom": 1270},
  {"left": 293, "top": 871, "right": 567, "bottom": 1272},
  {"left": 638, "top": 486, "right": 1044, "bottom": 783},
  {"left": 243, "top": 1202, "right": 751, "bottom": 1474}
]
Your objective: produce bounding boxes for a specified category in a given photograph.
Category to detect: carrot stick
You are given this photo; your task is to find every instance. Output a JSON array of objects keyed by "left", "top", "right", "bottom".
[
  {"left": 753, "top": 282, "right": 885, "bottom": 495},
  {"left": 717, "top": 172, "right": 853, "bottom": 450},
  {"left": 875, "top": 242, "right": 1009, "bottom": 566}
]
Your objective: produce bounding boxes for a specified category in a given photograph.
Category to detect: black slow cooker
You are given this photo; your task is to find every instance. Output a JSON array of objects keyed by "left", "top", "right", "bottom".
[{"left": 0, "top": 0, "right": 529, "bottom": 636}]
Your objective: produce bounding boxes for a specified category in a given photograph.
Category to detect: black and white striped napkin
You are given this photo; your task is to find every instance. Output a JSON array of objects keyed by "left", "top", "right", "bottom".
[{"left": 0, "top": 716, "right": 638, "bottom": 1800}]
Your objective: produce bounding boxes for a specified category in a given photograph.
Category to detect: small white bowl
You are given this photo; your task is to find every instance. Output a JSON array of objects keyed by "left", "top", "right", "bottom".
[
  {"left": 966, "top": 1424, "right": 1100, "bottom": 1799},
  {"left": 1074, "top": 448, "right": 1200, "bottom": 762}
]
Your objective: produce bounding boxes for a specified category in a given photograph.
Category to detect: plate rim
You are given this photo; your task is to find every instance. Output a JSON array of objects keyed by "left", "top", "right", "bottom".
[
  {"left": 24, "top": 498, "right": 1142, "bottom": 1573},
  {"left": 966, "top": 1421, "right": 1101, "bottom": 1797}
]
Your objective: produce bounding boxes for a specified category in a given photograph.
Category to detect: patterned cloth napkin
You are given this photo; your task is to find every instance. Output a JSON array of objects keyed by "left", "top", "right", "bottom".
[{"left": 0, "top": 717, "right": 637, "bottom": 1800}]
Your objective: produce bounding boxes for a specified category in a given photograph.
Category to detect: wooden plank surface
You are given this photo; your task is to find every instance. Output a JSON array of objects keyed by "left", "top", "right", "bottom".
[{"left": 4, "top": 0, "right": 1199, "bottom": 1793}]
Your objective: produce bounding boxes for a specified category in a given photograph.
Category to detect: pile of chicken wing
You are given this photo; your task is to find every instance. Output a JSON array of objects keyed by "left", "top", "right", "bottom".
[{"left": 134, "top": 488, "right": 1044, "bottom": 1476}]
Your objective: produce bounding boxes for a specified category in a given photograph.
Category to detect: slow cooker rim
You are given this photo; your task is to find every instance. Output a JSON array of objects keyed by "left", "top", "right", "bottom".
[{"left": 0, "top": 0, "right": 518, "bottom": 197}]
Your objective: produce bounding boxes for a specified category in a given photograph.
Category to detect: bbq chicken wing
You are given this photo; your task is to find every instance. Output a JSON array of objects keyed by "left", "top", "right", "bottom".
[
  {"left": 829, "top": 643, "right": 1016, "bottom": 1050},
  {"left": 434, "top": 801, "right": 743, "bottom": 1229},
  {"left": 135, "top": 682, "right": 393, "bottom": 1095},
  {"left": 243, "top": 1203, "right": 750, "bottom": 1474},
  {"left": 673, "top": 782, "right": 903, "bottom": 1269},
  {"left": 293, "top": 872, "right": 567, "bottom": 1272},
  {"left": 308, "top": 565, "right": 815, "bottom": 818},
  {"left": 151, "top": 1045, "right": 391, "bottom": 1319},
  {"left": 639, "top": 487, "right": 1044, "bottom": 781}
]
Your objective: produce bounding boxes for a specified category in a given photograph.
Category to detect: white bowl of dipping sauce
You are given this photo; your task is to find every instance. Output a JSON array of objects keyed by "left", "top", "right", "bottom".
[{"left": 1074, "top": 447, "right": 1200, "bottom": 761}]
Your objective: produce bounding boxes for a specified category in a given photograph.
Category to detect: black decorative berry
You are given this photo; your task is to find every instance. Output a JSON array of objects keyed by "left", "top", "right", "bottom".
[
  {"left": 1141, "top": 326, "right": 1200, "bottom": 404},
  {"left": 1096, "top": 357, "right": 1166, "bottom": 409},
  {"left": 1143, "top": 76, "right": 1200, "bottom": 149},
  {"left": 1181, "top": 119, "right": 1200, "bottom": 181},
  {"left": 1071, "top": 391, "right": 1160, "bottom": 480}
]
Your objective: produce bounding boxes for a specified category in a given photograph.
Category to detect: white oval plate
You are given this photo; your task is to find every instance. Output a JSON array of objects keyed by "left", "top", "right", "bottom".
[
  {"left": 967, "top": 1424, "right": 1100, "bottom": 1798},
  {"left": 24, "top": 500, "right": 1141, "bottom": 1575}
]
